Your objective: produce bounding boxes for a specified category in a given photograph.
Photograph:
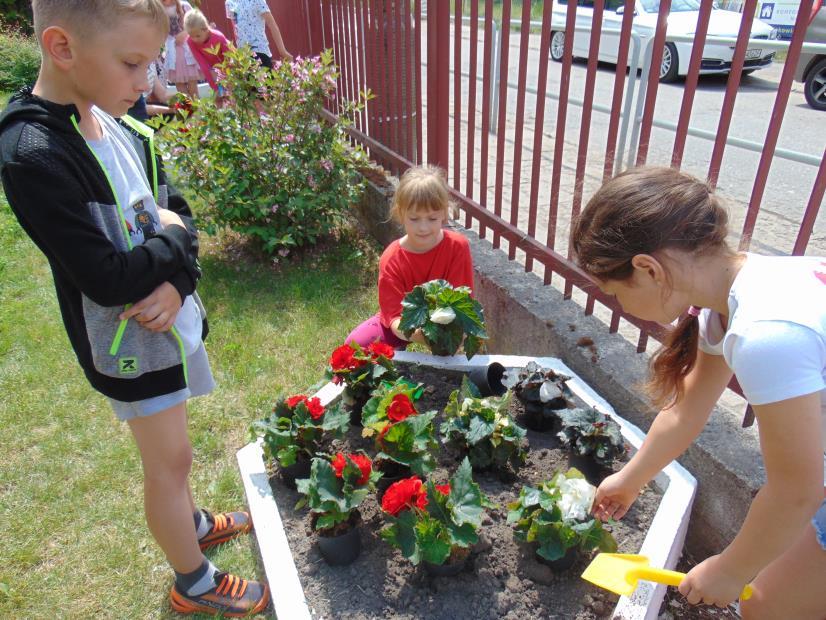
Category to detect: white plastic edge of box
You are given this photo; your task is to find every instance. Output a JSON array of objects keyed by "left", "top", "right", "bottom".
[{"left": 237, "top": 352, "right": 697, "bottom": 620}]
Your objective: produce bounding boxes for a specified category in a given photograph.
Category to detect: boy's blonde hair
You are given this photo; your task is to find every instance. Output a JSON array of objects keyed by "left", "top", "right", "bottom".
[
  {"left": 184, "top": 8, "right": 209, "bottom": 33},
  {"left": 32, "top": 0, "right": 168, "bottom": 39},
  {"left": 390, "top": 166, "right": 451, "bottom": 221}
]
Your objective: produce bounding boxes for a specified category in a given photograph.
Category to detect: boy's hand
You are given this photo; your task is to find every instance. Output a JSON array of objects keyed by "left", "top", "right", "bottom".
[
  {"left": 119, "top": 282, "right": 182, "bottom": 332},
  {"left": 158, "top": 208, "right": 185, "bottom": 230}
]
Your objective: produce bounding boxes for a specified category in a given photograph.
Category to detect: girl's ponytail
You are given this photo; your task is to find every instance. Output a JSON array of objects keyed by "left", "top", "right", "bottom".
[{"left": 647, "top": 313, "right": 700, "bottom": 409}]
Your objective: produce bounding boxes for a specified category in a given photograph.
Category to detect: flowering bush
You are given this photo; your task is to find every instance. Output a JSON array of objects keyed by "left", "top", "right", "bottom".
[
  {"left": 507, "top": 470, "right": 617, "bottom": 563},
  {"left": 557, "top": 406, "right": 626, "bottom": 468},
  {"left": 327, "top": 341, "right": 399, "bottom": 410},
  {"left": 441, "top": 377, "right": 527, "bottom": 470},
  {"left": 0, "top": 22, "right": 39, "bottom": 91},
  {"left": 250, "top": 393, "right": 349, "bottom": 467},
  {"left": 151, "top": 46, "right": 369, "bottom": 255},
  {"left": 398, "top": 279, "right": 487, "bottom": 358},
  {"left": 359, "top": 378, "right": 438, "bottom": 475},
  {"left": 296, "top": 452, "right": 381, "bottom": 532},
  {"left": 379, "top": 458, "right": 492, "bottom": 565}
]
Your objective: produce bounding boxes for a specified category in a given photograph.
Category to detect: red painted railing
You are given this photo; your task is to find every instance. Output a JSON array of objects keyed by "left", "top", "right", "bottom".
[{"left": 282, "top": 1, "right": 825, "bottom": 418}]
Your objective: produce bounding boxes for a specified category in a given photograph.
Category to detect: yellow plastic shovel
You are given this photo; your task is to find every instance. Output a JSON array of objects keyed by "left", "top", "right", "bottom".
[{"left": 582, "top": 553, "right": 753, "bottom": 600}]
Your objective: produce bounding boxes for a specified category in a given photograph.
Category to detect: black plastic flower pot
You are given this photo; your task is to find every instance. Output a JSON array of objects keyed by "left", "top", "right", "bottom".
[
  {"left": 346, "top": 396, "right": 369, "bottom": 427},
  {"left": 317, "top": 523, "right": 361, "bottom": 566},
  {"left": 467, "top": 362, "right": 507, "bottom": 397},
  {"left": 423, "top": 547, "right": 471, "bottom": 577},
  {"left": 375, "top": 460, "right": 412, "bottom": 503},
  {"left": 521, "top": 405, "right": 560, "bottom": 432},
  {"left": 536, "top": 546, "right": 578, "bottom": 572},
  {"left": 279, "top": 456, "right": 311, "bottom": 490},
  {"left": 315, "top": 511, "right": 362, "bottom": 566}
]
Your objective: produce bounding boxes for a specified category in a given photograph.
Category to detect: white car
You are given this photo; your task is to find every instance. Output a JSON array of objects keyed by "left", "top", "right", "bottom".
[{"left": 550, "top": 0, "right": 779, "bottom": 81}]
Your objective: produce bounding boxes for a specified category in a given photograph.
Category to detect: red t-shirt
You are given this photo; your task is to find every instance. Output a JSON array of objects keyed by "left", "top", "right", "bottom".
[
  {"left": 187, "top": 29, "right": 231, "bottom": 90},
  {"left": 378, "top": 229, "right": 474, "bottom": 328}
]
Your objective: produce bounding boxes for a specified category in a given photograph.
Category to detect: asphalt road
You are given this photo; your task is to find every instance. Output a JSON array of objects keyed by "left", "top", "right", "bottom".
[{"left": 439, "top": 25, "right": 826, "bottom": 256}]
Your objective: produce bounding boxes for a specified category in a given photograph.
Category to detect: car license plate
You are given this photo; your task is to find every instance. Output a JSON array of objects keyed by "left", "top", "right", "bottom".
[{"left": 745, "top": 48, "right": 762, "bottom": 60}]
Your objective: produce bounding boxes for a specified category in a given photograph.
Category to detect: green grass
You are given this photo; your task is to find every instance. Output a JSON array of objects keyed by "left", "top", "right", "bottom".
[{"left": 0, "top": 183, "right": 379, "bottom": 617}]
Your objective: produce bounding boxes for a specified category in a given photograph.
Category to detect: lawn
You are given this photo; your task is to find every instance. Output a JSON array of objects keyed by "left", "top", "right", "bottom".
[{"left": 0, "top": 177, "right": 380, "bottom": 617}]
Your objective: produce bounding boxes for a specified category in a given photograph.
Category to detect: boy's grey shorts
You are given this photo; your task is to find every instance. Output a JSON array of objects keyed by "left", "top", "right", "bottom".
[
  {"left": 108, "top": 343, "right": 215, "bottom": 421},
  {"left": 813, "top": 498, "right": 826, "bottom": 551}
]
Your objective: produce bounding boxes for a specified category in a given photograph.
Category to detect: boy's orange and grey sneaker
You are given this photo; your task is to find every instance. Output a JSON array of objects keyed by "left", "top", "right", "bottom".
[
  {"left": 170, "top": 572, "right": 270, "bottom": 617},
  {"left": 198, "top": 510, "right": 253, "bottom": 551}
]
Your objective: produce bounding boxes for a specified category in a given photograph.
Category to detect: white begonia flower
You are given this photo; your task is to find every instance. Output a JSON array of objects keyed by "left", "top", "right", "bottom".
[
  {"left": 429, "top": 307, "right": 456, "bottom": 325},
  {"left": 557, "top": 477, "right": 596, "bottom": 522}
]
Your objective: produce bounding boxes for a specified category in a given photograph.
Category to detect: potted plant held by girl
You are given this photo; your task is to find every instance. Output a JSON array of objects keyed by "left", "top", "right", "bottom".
[
  {"left": 398, "top": 279, "right": 487, "bottom": 358},
  {"left": 441, "top": 377, "right": 527, "bottom": 472},
  {"left": 380, "top": 458, "right": 493, "bottom": 575},
  {"left": 251, "top": 393, "right": 349, "bottom": 489},
  {"left": 508, "top": 469, "right": 617, "bottom": 572},
  {"left": 295, "top": 451, "right": 381, "bottom": 565},
  {"left": 557, "top": 406, "right": 626, "bottom": 483},
  {"left": 362, "top": 378, "right": 438, "bottom": 499},
  {"left": 327, "top": 341, "right": 398, "bottom": 426}
]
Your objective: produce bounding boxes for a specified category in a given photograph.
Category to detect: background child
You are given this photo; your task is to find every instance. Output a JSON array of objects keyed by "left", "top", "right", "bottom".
[
  {"left": 161, "top": 0, "right": 203, "bottom": 99},
  {"left": 128, "top": 58, "right": 175, "bottom": 121},
  {"left": 225, "top": 0, "right": 293, "bottom": 67},
  {"left": 572, "top": 166, "right": 825, "bottom": 618},
  {"left": 347, "top": 166, "right": 474, "bottom": 349},
  {"left": 0, "top": 1, "right": 267, "bottom": 616},
  {"left": 184, "top": 9, "right": 231, "bottom": 105}
]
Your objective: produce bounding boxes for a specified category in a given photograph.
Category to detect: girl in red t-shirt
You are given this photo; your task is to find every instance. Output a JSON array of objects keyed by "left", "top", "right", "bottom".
[{"left": 346, "top": 166, "right": 474, "bottom": 349}]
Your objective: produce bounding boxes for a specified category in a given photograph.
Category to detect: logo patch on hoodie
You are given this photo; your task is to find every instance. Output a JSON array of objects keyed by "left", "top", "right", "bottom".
[
  {"left": 118, "top": 357, "right": 139, "bottom": 375},
  {"left": 132, "top": 200, "right": 157, "bottom": 239}
]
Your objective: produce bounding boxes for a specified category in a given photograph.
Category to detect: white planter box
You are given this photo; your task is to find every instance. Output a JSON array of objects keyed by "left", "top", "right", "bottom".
[{"left": 237, "top": 353, "right": 696, "bottom": 620}]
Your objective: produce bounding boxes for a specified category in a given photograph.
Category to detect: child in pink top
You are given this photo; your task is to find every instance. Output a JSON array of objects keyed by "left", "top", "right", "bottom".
[{"left": 184, "top": 9, "right": 231, "bottom": 103}]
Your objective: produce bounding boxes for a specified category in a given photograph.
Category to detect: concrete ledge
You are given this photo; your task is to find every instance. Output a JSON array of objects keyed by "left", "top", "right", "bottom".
[{"left": 354, "top": 178, "right": 765, "bottom": 558}]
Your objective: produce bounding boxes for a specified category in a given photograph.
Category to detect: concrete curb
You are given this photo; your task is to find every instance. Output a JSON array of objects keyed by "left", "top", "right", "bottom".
[{"left": 353, "top": 178, "right": 766, "bottom": 558}]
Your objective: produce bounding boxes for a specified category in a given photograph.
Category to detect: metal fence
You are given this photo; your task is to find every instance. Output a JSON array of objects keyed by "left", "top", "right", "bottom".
[{"left": 301, "top": 0, "right": 825, "bottom": 358}]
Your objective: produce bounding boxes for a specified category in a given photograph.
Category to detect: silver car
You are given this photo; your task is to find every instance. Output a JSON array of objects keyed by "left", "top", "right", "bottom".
[
  {"left": 551, "top": 0, "right": 779, "bottom": 81},
  {"left": 794, "top": 3, "right": 826, "bottom": 110}
]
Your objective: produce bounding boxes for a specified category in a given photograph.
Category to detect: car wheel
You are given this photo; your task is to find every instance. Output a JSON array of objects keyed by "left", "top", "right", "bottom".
[
  {"left": 804, "top": 57, "right": 826, "bottom": 111},
  {"left": 659, "top": 42, "right": 679, "bottom": 82},
  {"left": 550, "top": 31, "right": 565, "bottom": 62}
]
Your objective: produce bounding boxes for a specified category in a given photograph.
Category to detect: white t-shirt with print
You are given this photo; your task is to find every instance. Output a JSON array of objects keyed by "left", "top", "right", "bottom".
[
  {"left": 226, "top": 0, "right": 272, "bottom": 56},
  {"left": 697, "top": 254, "right": 826, "bottom": 452},
  {"left": 87, "top": 108, "right": 202, "bottom": 355}
]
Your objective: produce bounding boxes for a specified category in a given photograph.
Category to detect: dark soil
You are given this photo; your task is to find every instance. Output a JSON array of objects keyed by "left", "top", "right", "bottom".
[{"left": 268, "top": 363, "right": 663, "bottom": 620}]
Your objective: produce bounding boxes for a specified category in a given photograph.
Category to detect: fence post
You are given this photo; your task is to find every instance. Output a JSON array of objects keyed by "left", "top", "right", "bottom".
[
  {"left": 427, "top": 0, "right": 450, "bottom": 169},
  {"left": 305, "top": 0, "right": 325, "bottom": 56}
]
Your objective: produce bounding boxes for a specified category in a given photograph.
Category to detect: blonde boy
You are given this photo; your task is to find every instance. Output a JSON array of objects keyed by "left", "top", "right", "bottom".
[{"left": 0, "top": 1, "right": 269, "bottom": 615}]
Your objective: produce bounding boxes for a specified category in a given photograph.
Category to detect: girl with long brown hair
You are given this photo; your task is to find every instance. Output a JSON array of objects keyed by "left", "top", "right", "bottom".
[{"left": 572, "top": 166, "right": 826, "bottom": 618}]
